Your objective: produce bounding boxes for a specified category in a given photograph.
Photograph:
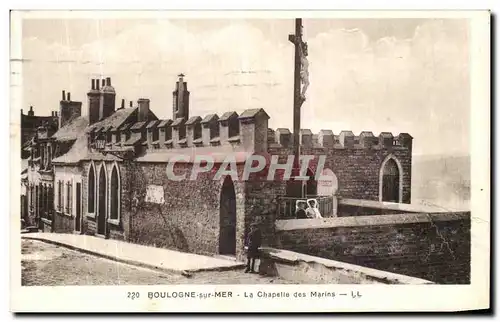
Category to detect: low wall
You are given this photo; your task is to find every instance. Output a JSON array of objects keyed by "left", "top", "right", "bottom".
[
  {"left": 53, "top": 211, "right": 75, "bottom": 233},
  {"left": 275, "top": 212, "right": 470, "bottom": 284},
  {"left": 40, "top": 218, "right": 53, "bottom": 233},
  {"left": 259, "top": 247, "right": 433, "bottom": 284},
  {"left": 337, "top": 198, "right": 451, "bottom": 217}
]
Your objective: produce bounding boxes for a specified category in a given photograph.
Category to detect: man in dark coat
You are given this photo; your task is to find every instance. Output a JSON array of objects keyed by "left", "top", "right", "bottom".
[
  {"left": 295, "top": 201, "right": 308, "bottom": 219},
  {"left": 244, "top": 223, "right": 262, "bottom": 273}
]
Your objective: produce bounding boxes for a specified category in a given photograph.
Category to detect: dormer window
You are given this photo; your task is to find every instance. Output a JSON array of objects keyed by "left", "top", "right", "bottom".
[
  {"left": 228, "top": 117, "right": 239, "bottom": 138},
  {"left": 186, "top": 116, "right": 202, "bottom": 143},
  {"left": 179, "top": 126, "right": 186, "bottom": 140},
  {"left": 165, "top": 127, "right": 172, "bottom": 141},
  {"left": 153, "top": 128, "right": 159, "bottom": 142},
  {"left": 194, "top": 123, "right": 202, "bottom": 140},
  {"left": 211, "top": 123, "right": 220, "bottom": 139}
]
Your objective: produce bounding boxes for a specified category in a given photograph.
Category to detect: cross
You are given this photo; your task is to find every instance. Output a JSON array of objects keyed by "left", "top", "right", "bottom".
[{"left": 286, "top": 18, "right": 307, "bottom": 198}]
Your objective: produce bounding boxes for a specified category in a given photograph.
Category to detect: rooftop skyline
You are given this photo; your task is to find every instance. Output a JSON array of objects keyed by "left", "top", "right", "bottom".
[{"left": 17, "top": 18, "right": 470, "bottom": 156}]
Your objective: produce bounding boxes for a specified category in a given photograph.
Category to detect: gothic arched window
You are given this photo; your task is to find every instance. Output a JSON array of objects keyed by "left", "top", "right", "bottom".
[
  {"left": 88, "top": 164, "right": 95, "bottom": 213},
  {"left": 109, "top": 165, "right": 120, "bottom": 221}
]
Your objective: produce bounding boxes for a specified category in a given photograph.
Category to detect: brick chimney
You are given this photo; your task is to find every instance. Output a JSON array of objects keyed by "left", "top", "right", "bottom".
[
  {"left": 99, "top": 77, "right": 116, "bottom": 121},
  {"left": 87, "top": 79, "right": 100, "bottom": 125},
  {"left": 59, "top": 90, "right": 82, "bottom": 128},
  {"left": 172, "top": 73, "right": 189, "bottom": 121},
  {"left": 118, "top": 99, "right": 125, "bottom": 110},
  {"left": 138, "top": 98, "right": 150, "bottom": 122}
]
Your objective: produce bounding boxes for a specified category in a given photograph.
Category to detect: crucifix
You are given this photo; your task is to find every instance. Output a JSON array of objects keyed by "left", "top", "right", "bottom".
[{"left": 287, "top": 18, "right": 309, "bottom": 198}]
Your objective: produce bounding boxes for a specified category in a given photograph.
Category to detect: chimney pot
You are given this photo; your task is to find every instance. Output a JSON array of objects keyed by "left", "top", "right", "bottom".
[
  {"left": 102, "top": 79, "right": 105, "bottom": 88},
  {"left": 95, "top": 79, "right": 100, "bottom": 90},
  {"left": 62, "top": 90, "right": 66, "bottom": 101},
  {"left": 121, "top": 99, "right": 125, "bottom": 109},
  {"left": 21, "top": 109, "right": 23, "bottom": 115},
  {"left": 106, "top": 77, "right": 111, "bottom": 86},
  {"left": 67, "top": 92, "right": 71, "bottom": 101},
  {"left": 91, "top": 79, "right": 95, "bottom": 90},
  {"left": 130, "top": 101, "right": 133, "bottom": 107},
  {"left": 30, "top": 106, "right": 33, "bottom": 111}
]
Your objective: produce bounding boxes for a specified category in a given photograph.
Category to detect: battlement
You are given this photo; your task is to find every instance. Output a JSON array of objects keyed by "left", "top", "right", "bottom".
[
  {"left": 87, "top": 99, "right": 413, "bottom": 157},
  {"left": 88, "top": 108, "right": 270, "bottom": 155},
  {"left": 268, "top": 128, "right": 413, "bottom": 150}
]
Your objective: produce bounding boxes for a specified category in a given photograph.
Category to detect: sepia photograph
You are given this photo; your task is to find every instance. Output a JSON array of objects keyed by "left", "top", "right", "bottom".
[{"left": 10, "top": 9, "right": 490, "bottom": 312}]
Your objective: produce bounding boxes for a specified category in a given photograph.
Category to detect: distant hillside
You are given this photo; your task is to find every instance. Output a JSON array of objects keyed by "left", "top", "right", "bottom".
[{"left": 411, "top": 154, "right": 470, "bottom": 211}]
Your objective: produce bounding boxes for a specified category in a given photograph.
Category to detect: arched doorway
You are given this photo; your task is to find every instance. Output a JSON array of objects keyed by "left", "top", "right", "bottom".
[
  {"left": 381, "top": 158, "right": 401, "bottom": 202},
  {"left": 97, "top": 165, "right": 107, "bottom": 236},
  {"left": 219, "top": 176, "right": 236, "bottom": 255}
]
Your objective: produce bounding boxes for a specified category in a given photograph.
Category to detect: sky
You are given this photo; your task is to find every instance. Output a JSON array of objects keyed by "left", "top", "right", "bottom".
[{"left": 18, "top": 18, "right": 470, "bottom": 156}]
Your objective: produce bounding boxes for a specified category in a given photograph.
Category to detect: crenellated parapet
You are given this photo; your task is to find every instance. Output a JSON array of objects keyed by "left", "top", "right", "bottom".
[
  {"left": 87, "top": 102, "right": 411, "bottom": 155},
  {"left": 270, "top": 128, "right": 413, "bottom": 151},
  {"left": 88, "top": 108, "right": 270, "bottom": 155}
]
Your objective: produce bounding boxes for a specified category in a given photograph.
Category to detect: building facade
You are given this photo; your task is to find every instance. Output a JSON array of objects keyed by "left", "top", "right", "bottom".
[{"left": 26, "top": 74, "right": 413, "bottom": 261}]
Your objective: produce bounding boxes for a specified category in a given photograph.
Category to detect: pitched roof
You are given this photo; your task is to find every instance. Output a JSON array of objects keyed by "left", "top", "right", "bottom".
[
  {"left": 219, "top": 111, "right": 238, "bottom": 121},
  {"left": 185, "top": 116, "right": 202, "bottom": 125},
  {"left": 201, "top": 114, "right": 218, "bottom": 124},
  {"left": 157, "top": 119, "right": 173, "bottom": 128},
  {"left": 130, "top": 121, "right": 147, "bottom": 130},
  {"left": 239, "top": 108, "right": 269, "bottom": 119},
  {"left": 51, "top": 116, "right": 89, "bottom": 142},
  {"left": 52, "top": 134, "right": 89, "bottom": 164},
  {"left": 52, "top": 107, "right": 141, "bottom": 164},
  {"left": 172, "top": 118, "right": 185, "bottom": 127},
  {"left": 146, "top": 120, "right": 160, "bottom": 129},
  {"left": 87, "top": 108, "right": 137, "bottom": 133}
]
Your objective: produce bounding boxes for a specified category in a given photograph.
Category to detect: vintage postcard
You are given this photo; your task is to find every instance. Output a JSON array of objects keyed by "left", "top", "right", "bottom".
[{"left": 10, "top": 10, "right": 490, "bottom": 312}]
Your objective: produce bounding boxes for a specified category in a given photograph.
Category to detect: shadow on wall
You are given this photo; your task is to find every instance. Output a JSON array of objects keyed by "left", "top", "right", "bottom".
[
  {"left": 127, "top": 164, "right": 189, "bottom": 253},
  {"left": 129, "top": 204, "right": 190, "bottom": 253},
  {"left": 155, "top": 204, "right": 190, "bottom": 252}
]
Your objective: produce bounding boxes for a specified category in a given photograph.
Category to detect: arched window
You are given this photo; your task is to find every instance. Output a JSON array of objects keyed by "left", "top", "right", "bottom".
[
  {"left": 88, "top": 164, "right": 95, "bottom": 213},
  {"left": 109, "top": 165, "right": 120, "bottom": 221},
  {"left": 380, "top": 156, "right": 402, "bottom": 203},
  {"left": 97, "top": 165, "right": 107, "bottom": 236}
]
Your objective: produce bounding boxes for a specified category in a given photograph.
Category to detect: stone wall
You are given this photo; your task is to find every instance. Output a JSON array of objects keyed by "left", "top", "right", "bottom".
[
  {"left": 275, "top": 212, "right": 471, "bottom": 284},
  {"left": 258, "top": 247, "right": 434, "bottom": 284},
  {"left": 268, "top": 145, "right": 412, "bottom": 203},
  {"left": 53, "top": 211, "right": 74, "bottom": 233},
  {"left": 122, "top": 162, "right": 247, "bottom": 260}
]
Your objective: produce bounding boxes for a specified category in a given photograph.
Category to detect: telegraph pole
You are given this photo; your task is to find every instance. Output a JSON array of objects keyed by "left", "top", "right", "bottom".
[{"left": 287, "top": 18, "right": 306, "bottom": 198}]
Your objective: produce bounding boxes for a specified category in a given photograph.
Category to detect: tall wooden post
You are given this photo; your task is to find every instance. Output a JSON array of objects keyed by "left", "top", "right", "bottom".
[{"left": 287, "top": 18, "right": 305, "bottom": 198}]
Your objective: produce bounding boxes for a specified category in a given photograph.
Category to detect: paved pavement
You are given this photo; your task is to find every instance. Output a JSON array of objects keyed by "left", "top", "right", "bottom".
[
  {"left": 21, "top": 239, "right": 291, "bottom": 285},
  {"left": 22, "top": 233, "right": 245, "bottom": 274}
]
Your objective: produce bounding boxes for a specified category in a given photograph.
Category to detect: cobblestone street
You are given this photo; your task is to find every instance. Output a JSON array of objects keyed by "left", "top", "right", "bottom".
[{"left": 21, "top": 239, "right": 292, "bottom": 285}]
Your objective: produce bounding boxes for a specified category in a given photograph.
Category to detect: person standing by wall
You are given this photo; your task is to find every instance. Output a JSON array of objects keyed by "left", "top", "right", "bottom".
[
  {"left": 244, "top": 223, "right": 262, "bottom": 273},
  {"left": 295, "top": 200, "right": 308, "bottom": 219}
]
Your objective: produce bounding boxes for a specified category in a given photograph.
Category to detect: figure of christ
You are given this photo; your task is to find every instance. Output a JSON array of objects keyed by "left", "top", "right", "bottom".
[{"left": 299, "top": 41, "right": 309, "bottom": 100}]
